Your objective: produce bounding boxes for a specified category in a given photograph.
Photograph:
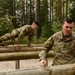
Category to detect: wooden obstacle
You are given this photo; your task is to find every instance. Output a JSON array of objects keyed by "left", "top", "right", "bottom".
[
  {"left": 0, "top": 68, "right": 50, "bottom": 75},
  {"left": 0, "top": 45, "right": 45, "bottom": 53},
  {"left": 0, "top": 51, "right": 54, "bottom": 61},
  {"left": 0, "top": 45, "right": 75, "bottom": 75},
  {"left": 0, "top": 45, "right": 54, "bottom": 61},
  {"left": 0, "top": 64, "right": 75, "bottom": 75},
  {"left": 0, "top": 46, "right": 54, "bottom": 61},
  {"left": 0, "top": 44, "right": 54, "bottom": 69}
]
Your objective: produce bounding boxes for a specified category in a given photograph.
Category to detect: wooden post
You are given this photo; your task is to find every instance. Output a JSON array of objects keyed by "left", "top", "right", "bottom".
[
  {"left": 16, "top": 60, "right": 20, "bottom": 69},
  {"left": 35, "top": 0, "right": 41, "bottom": 38},
  {"left": 15, "top": 45, "right": 20, "bottom": 69}
]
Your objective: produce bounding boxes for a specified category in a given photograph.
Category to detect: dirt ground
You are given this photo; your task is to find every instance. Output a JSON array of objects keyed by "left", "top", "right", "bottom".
[{"left": 0, "top": 59, "right": 53, "bottom": 72}]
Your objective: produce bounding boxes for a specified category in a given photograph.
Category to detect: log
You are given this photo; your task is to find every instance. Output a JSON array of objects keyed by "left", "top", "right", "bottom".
[
  {"left": 0, "top": 64, "right": 75, "bottom": 75},
  {"left": 47, "top": 63, "right": 75, "bottom": 75},
  {"left": 0, "top": 44, "right": 44, "bottom": 48},
  {"left": 0, "top": 51, "right": 54, "bottom": 61},
  {"left": 0, "top": 68, "right": 50, "bottom": 75},
  {"left": 0, "top": 46, "right": 46, "bottom": 53}
]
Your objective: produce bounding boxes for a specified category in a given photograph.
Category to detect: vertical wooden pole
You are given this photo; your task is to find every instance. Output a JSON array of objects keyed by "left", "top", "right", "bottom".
[
  {"left": 35, "top": 0, "right": 41, "bottom": 38},
  {"left": 15, "top": 45, "right": 20, "bottom": 69},
  {"left": 15, "top": 60, "right": 20, "bottom": 69}
]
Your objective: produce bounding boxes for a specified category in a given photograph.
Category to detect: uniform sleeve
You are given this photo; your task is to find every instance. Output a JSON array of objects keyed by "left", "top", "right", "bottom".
[
  {"left": 44, "top": 36, "right": 54, "bottom": 51},
  {"left": 16, "top": 28, "right": 28, "bottom": 43},
  {"left": 27, "top": 33, "right": 34, "bottom": 47},
  {"left": 39, "top": 36, "right": 54, "bottom": 60}
]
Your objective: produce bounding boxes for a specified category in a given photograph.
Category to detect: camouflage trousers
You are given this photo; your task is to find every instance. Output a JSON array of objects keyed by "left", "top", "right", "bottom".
[
  {"left": 52, "top": 56, "right": 75, "bottom": 65},
  {"left": 0, "top": 29, "right": 20, "bottom": 46}
]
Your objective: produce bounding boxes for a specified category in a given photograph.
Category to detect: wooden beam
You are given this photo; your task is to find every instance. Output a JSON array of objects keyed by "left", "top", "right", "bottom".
[
  {"left": 0, "top": 51, "right": 54, "bottom": 61},
  {"left": 0, "top": 46, "right": 45, "bottom": 53},
  {"left": 0, "top": 68, "right": 50, "bottom": 75}
]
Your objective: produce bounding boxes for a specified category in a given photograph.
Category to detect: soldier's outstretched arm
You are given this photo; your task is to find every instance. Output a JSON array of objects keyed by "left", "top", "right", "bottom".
[
  {"left": 28, "top": 33, "right": 34, "bottom": 47},
  {"left": 39, "top": 35, "right": 54, "bottom": 67},
  {"left": 39, "top": 49, "right": 48, "bottom": 67}
]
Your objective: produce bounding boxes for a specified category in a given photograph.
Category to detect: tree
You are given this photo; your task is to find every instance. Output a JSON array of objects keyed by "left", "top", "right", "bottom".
[
  {"left": 22, "top": 0, "right": 25, "bottom": 25},
  {"left": 0, "top": 0, "right": 14, "bottom": 35},
  {"left": 69, "top": 0, "right": 75, "bottom": 22},
  {"left": 40, "top": 0, "right": 50, "bottom": 38},
  {"left": 35, "top": 0, "right": 41, "bottom": 38}
]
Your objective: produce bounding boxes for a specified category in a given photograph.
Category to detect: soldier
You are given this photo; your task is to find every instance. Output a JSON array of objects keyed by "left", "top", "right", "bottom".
[
  {"left": 39, "top": 17, "right": 75, "bottom": 67},
  {"left": 0, "top": 21, "right": 39, "bottom": 47}
]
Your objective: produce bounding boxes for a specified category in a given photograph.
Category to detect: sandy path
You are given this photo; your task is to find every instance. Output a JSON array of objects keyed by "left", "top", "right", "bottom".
[{"left": 0, "top": 59, "right": 53, "bottom": 72}]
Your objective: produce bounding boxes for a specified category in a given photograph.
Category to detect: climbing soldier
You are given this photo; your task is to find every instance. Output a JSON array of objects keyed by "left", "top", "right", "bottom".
[{"left": 0, "top": 21, "right": 39, "bottom": 47}]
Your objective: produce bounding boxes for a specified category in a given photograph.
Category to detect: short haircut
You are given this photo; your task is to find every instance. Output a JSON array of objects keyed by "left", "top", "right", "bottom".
[
  {"left": 33, "top": 21, "right": 39, "bottom": 26},
  {"left": 63, "top": 17, "right": 74, "bottom": 24}
]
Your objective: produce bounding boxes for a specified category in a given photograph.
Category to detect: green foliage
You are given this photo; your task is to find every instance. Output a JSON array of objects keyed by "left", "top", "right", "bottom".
[
  {"left": 35, "top": 37, "right": 47, "bottom": 44},
  {"left": 69, "top": 1, "right": 75, "bottom": 22},
  {"left": 72, "top": 25, "right": 75, "bottom": 32},
  {"left": 52, "top": 21, "right": 62, "bottom": 33},
  {"left": 21, "top": 36, "right": 47, "bottom": 44},
  {"left": 0, "top": 17, "right": 14, "bottom": 36},
  {"left": 0, "top": 0, "right": 13, "bottom": 17},
  {"left": 40, "top": 0, "right": 51, "bottom": 38},
  {"left": 21, "top": 36, "right": 28, "bottom": 44},
  {"left": 41, "top": 23, "right": 50, "bottom": 38}
]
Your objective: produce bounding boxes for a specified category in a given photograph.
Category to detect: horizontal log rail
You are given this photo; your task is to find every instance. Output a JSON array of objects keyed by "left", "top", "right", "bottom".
[
  {"left": 0, "top": 44, "right": 45, "bottom": 53},
  {"left": 0, "top": 44, "right": 44, "bottom": 47},
  {"left": 0, "top": 44, "right": 54, "bottom": 69},
  {"left": 0, "top": 46, "right": 45, "bottom": 53},
  {"left": 0, "top": 51, "right": 54, "bottom": 61},
  {"left": 0, "top": 68, "right": 50, "bottom": 75}
]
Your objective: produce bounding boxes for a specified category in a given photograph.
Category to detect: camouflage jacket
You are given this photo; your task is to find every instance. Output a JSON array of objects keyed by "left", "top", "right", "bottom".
[
  {"left": 39, "top": 31, "right": 75, "bottom": 65},
  {"left": 15, "top": 25, "right": 35, "bottom": 45},
  {"left": 0, "top": 25, "right": 35, "bottom": 46},
  {"left": 17, "top": 25, "right": 34, "bottom": 43}
]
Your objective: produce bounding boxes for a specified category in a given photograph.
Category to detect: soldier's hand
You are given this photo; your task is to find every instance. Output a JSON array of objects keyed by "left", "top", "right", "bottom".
[
  {"left": 39, "top": 59, "right": 47, "bottom": 68},
  {"left": 15, "top": 44, "right": 19, "bottom": 51}
]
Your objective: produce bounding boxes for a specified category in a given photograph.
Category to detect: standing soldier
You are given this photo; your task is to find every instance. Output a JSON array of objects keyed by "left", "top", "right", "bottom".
[
  {"left": 39, "top": 17, "right": 75, "bottom": 67},
  {"left": 0, "top": 21, "right": 39, "bottom": 47}
]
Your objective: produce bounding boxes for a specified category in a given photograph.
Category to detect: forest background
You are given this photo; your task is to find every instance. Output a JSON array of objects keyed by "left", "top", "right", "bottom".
[{"left": 0, "top": 0, "right": 75, "bottom": 44}]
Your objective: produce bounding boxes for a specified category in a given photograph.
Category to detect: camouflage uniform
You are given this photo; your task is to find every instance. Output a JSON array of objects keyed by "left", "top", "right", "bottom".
[
  {"left": 39, "top": 31, "right": 75, "bottom": 65},
  {"left": 0, "top": 25, "right": 34, "bottom": 46}
]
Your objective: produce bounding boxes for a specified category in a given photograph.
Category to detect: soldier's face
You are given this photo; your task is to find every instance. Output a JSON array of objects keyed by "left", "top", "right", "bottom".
[
  {"left": 62, "top": 21, "right": 74, "bottom": 36},
  {"left": 32, "top": 23, "right": 38, "bottom": 30}
]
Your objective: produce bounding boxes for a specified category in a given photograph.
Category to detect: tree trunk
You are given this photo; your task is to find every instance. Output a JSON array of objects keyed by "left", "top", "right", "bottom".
[
  {"left": 12, "top": 0, "right": 16, "bottom": 28},
  {"left": 35, "top": 0, "right": 41, "bottom": 38},
  {"left": 22, "top": 0, "right": 25, "bottom": 25}
]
